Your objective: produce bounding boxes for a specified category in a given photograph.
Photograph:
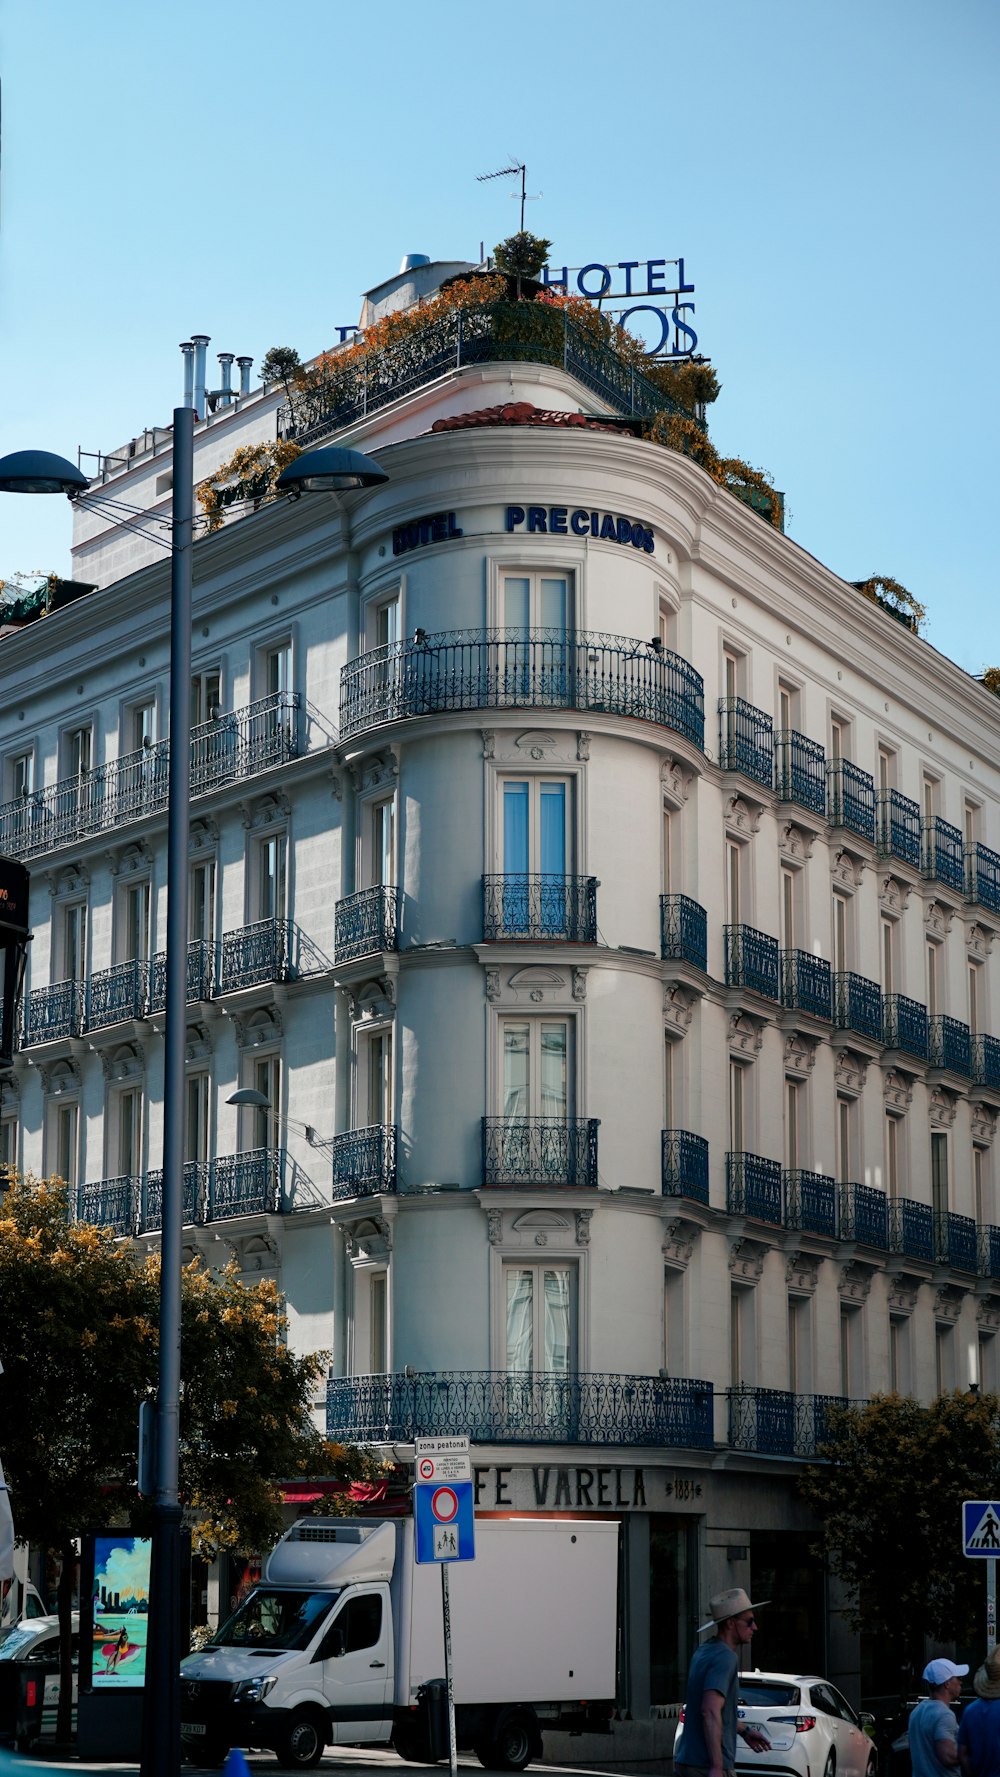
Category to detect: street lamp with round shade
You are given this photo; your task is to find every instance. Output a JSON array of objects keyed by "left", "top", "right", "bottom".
[
  {"left": 0, "top": 450, "right": 90, "bottom": 496},
  {"left": 276, "top": 444, "right": 388, "bottom": 494}
]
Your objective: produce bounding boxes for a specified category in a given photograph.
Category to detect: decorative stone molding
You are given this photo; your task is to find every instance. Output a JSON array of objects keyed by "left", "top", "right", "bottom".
[
  {"left": 344, "top": 1215, "right": 393, "bottom": 1261},
  {"left": 977, "top": 1299, "right": 1000, "bottom": 1331},
  {"left": 240, "top": 788, "right": 291, "bottom": 831},
  {"left": 228, "top": 1232, "right": 280, "bottom": 1274},
  {"left": 972, "top": 1103, "right": 998, "bottom": 1144},
  {"left": 485, "top": 969, "right": 501, "bottom": 1003},
  {"left": 481, "top": 730, "right": 495, "bottom": 760},
  {"left": 349, "top": 978, "right": 396, "bottom": 1022},
  {"left": 185, "top": 1022, "right": 214, "bottom": 1064},
  {"left": 576, "top": 731, "right": 592, "bottom": 762},
  {"left": 503, "top": 967, "right": 568, "bottom": 1004},
  {"left": 779, "top": 822, "right": 815, "bottom": 863},
  {"left": 883, "top": 1069, "right": 913, "bottom": 1113},
  {"left": 661, "top": 756, "right": 691, "bottom": 806},
  {"left": 575, "top": 1209, "right": 592, "bottom": 1247},
  {"left": 360, "top": 751, "right": 399, "bottom": 792},
  {"left": 572, "top": 968, "right": 588, "bottom": 1003},
  {"left": 839, "top": 1262, "right": 874, "bottom": 1303},
  {"left": 784, "top": 1031, "right": 818, "bottom": 1079},
  {"left": 328, "top": 769, "right": 344, "bottom": 802},
  {"left": 887, "top": 1277, "right": 920, "bottom": 1315},
  {"left": 834, "top": 1049, "right": 869, "bottom": 1097},
  {"left": 110, "top": 838, "right": 154, "bottom": 878},
  {"left": 513, "top": 731, "right": 558, "bottom": 761},
  {"left": 99, "top": 1042, "right": 144, "bottom": 1084},
  {"left": 934, "top": 1284, "right": 966, "bottom": 1322},
  {"left": 879, "top": 875, "right": 911, "bottom": 917},
  {"left": 232, "top": 1006, "right": 283, "bottom": 1049},
  {"left": 728, "top": 1011, "right": 764, "bottom": 1058},
  {"left": 968, "top": 922, "right": 995, "bottom": 961},
  {"left": 925, "top": 899, "right": 954, "bottom": 940},
  {"left": 831, "top": 847, "right": 865, "bottom": 891},
  {"left": 724, "top": 795, "right": 761, "bottom": 838},
  {"left": 786, "top": 1251, "right": 821, "bottom": 1292},
  {"left": 189, "top": 816, "right": 218, "bottom": 853},
  {"left": 37, "top": 1057, "right": 82, "bottom": 1097},
  {"left": 664, "top": 983, "right": 696, "bottom": 1039},
  {"left": 728, "top": 1238, "right": 766, "bottom": 1282},
  {"left": 47, "top": 861, "right": 90, "bottom": 898},
  {"left": 929, "top": 1086, "right": 958, "bottom": 1129},
  {"left": 662, "top": 1218, "right": 695, "bottom": 1267}
]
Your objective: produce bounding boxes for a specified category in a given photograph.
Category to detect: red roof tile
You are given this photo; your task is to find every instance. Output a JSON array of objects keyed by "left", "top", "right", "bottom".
[{"left": 429, "top": 401, "right": 620, "bottom": 435}]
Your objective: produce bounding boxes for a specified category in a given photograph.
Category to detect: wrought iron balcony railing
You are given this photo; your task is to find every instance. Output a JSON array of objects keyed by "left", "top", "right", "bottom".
[
  {"left": 780, "top": 949, "right": 832, "bottom": 1020},
  {"left": 876, "top": 788, "right": 921, "bottom": 869},
  {"left": 481, "top": 1116, "right": 599, "bottom": 1189},
  {"left": 661, "top": 1129, "right": 709, "bottom": 1204},
  {"left": 883, "top": 993, "right": 929, "bottom": 1062},
  {"left": 0, "top": 693, "right": 300, "bottom": 863},
  {"left": 784, "top": 1170, "right": 837, "bottom": 1237},
  {"left": 774, "top": 730, "right": 826, "bottom": 813},
  {"left": 934, "top": 1209, "right": 978, "bottom": 1272},
  {"left": 218, "top": 919, "right": 292, "bottom": 993},
  {"left": 725, "top": 924, "right": 779, "bottom": 1000},
  {"left": 888, "top": 1195, "right": 934, "bottom": 1262},
  {"left": 838, "top": 1182, "right": 889, "bottom": 1248},
  {"left": 727, "top": 1151, "right": 782, "bottom": 1225},
  {"left": 660, "top": 894, "right": 708, "bottom": 971},
  {"left": 481, "top": 874, "right": 597, "bottom": 943},
  {"left": 209, "top": 1148, "right": 284, "bottom": 1218},
  {"left": 334, "top": 885, "right": 400, "bottom": 962},
  {"left": 929, "top": 1014, "right": 972, "bottom": 1077},
  {"left": 728, "top": 1386, "right": 848, "bottom": 1458},
  {"left": 23, "top": 978, "right": 86, "bottom": 1045},
  {"left": 826, "top": 759, "right": 876, "bottom": 844},
  {"left": 974, "top": 1034, "right": 1000, "bottom": 1093},
  {"left": 141, "top": 1161, "right": 210, "bottom": 1231},
  {"left": 922, "top": 817, "right": 964, "bottom": 893},
  {"left": 148, "top": 939, "right": 215, "bottom": 1012},
  {"left": 87, "top": 958, "right": 150, "bottom": 1029},
  {"left": 967, "top": 842, "right": 1000, "bottom": 916},
  {"left": 75, "top": 1175, "right": 137, "bottom": 1236},
  {"left": 75, "top": 1150, "right": 286, "bottom": 1235},
  {"left": 332, "top": 1124, "right": 398, "bottom": 1199},
  {"left": 325, "top": 1368, "right": 716, "bottom": 1449},
  {"left": 833, "top": 971, "right": 884, "bottom": 1043},
  {"left": 718, "top": 698, "right": 774, "bottom": 787},
  {"left": 339, "top": 628, "right": 705, "bottom": 749},
  {"left": 979, "top": 1225, "right": 1000, "bottom": 1281}
]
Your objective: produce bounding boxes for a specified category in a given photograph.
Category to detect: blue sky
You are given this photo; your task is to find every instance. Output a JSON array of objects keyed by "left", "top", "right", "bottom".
[{"left": 1, "top": 0, "right": 997, "bottom": 672}]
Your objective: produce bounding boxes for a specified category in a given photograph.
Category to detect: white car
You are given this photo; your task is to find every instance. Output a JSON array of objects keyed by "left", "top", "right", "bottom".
[
  {"left": 674, "top": 1669, "right": 877, "bottom": 1777},
  {"left": 0, "top": 1615, "right": 79, "bottom": 1745}
]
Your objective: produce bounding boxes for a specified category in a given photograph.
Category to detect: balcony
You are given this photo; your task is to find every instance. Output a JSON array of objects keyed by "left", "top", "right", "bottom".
[
  {"left": 334, "top": 885, "right": 400, "bottom": 962},
  {"left": 967, "top": 842, "right": 1000, "bottom": 916},
  {"left": 727, "top": 1151, "right": 782, "bottom": 1225},
  {"left": 75, "top": 1151, "right": 286, "bottom": 1235},
  {"left": 218, "top": 919, "right": 292, "bottom": 993},
  {"left": 833, "top": 971, "right": 883, "bottom": 1044},
  {"left": 325, "top": 1368, "right": 716, "bottom": 1449},
  {"left": 661, "top": 1129, "right": 709, "bottom": 1204},
  {"left": 718, "top": 698, "right": 773, "bottom": 787},
  {"left": 973, "top": 1034, "right": 1000, "bottom": 1092},
  {"left": 929, "top": 1014, "right": 972, "bottom": 1077},
  {"left": 332, "top": 1124, "right": 398, "bottom": 1199},
  {"left": 888, "top": 1196, "right": 934, "bottom": 1262},
  {"left": 826, "top": 759, "right": 876, "bottom": 844},
  {"left": 148, "top": 939, "right": 215, "bottom": 1012},
  {"left": 876, "top": 789, "right": 921, "bottom": 869},
  {"left": 725, "top": 924, "right": 779, "bottom": 1000},
  {"left": 838, "top": 1182, "right": 889, "bottom": 1248},
  {"left": 481, "top": 875, "right": 597, "bottom": 944},
  {"left": 75, "top": 1175, "right": 136, "bottom": 1236},
  {"left": 23, "top": 978, "right": 86, "bottom": 1045},
  {"left": 141, "top": 1161, "right": 209, "bottom": 1231},
  {"left": 774, "top": 730, "right": 826, "bottom": 813},
  {"left": 87, "top": 959, "right": 149, "bottom": 1030},
  {"left": 0, "top": 692, "right": 300, "bottom": 862},
  {"left": 208, "top": 1149, "right": 284, "bottom": 1218},
  {"left": 660, "top": 894, "right": 708, "bottom": 971},
  {"left": 780, "top": 949, "right": 832, "bottom": 1020},
  {"left": 339, "top": 629, "right": 705, "bottom": 749},
  {"left": 934, "top": 1209, "right": 978, "bottom": 1272},
  {"left": 728, "top": 1387, "right": 847, "bottom": 1458},
  {"left": 784, "top": 1170, "right": 837, "bottom": 1237},
  {"left": 481, "top": 1116, "right": 599, "bottom": 1189},
  {"left": 979, "top": 1225, "right": 1000, "bottom": 1280},
  {"left": 922, "top": 817, "right": 964, "bottom": 893},
  {"left": 882, "top": 993, "right": 929, "bottom": 1062}
]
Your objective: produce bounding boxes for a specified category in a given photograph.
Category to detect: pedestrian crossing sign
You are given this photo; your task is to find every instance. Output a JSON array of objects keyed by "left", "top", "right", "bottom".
[{"left": 963, "top": 1501, "right": 1000, "bottom": 1557}]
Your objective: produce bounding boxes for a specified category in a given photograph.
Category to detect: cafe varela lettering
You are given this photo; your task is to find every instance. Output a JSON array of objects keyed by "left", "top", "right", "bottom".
[
  {"left": 472, "top": 1463, "right": 704, "bottom": 1511},
  {"left": 506, "top": 505, "right": 655, "bottom": 554}
]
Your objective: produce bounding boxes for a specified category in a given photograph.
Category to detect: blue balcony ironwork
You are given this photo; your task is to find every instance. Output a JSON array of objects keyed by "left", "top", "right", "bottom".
[
  {"left": 75, "top": 1175, "right": 136, "bottom": 1236},
  {"left": 833, "top": 972, "right": 883, "bottom": 1043},
  {"left": 826, "top": 759, "right": 876, "bottom": 844},
  {"left": 883, "top": 993, "right": 929, "bottom": 1062},
  {"left": 325, "top": 1368, "right": 716, "bottom": 1449},
  {"left": 728, "top": 1387, "right": 848, "bottom": 1458},
  {"left": 74, "top": 1151, "right": 285, "bottom": 1235},
  {"left": 332, "top": 1124, "right": 398, "bottom": 1200},
  {"left": 481, "top": 1116, "right": 599, "bottom": 1189},
  {"left": 23, "top": 978, "right": 86, "bottom": 1045},
  {"left": 774, "top": 730, "right": 826, "bottom": 813},
  {"left": 780, "top": 950, "right": 832, "bottom": 1020},
  {"left": 725, "top": 924, "right": 779, "bottom": 1000},
  {"left": 934, "top": 1210, "right": 977, "bottom": 1272},
  {"left": 148, "top": 939, "right": 215, "bottom": 1012},
  {"left": 141, "top": 1161, "right": 209, "bottom": 1231},
  {"left": 218, "top": 919, "right": 292, "bottom": 992},
  {"left": 979, "top": 1225, "right": 1000, "bottom": 1281},
  {"left": 208, "top": 1148, "right": 284, "bottom": 1218},
  {"left": 662, "top": 1130, "right": 709, "bottom": 1204},
  {"left": 922, "top": 817, "right": 964, "bottom": 893},
  {"left": 718, "top": 698, "right": 773, "bottom": 787},
  {"left": 727, "top": 1151, "right": 782, "bottom": 1225},
  {"left": 838, "top": 1182, "right": 889, "bottom": 1248},
  {"left": 967, "top": 842, "right": 1000, "bottom": 916},
  {"left": 107, "top": 741, "right": 170, "bottom": 828},
  {"left": 876, "top": 789, "right": 921, "bottom": 869},
  {"left": 189, "top": 693, "right": 300, "bottom": 795},
  {"left": 660, "top": 894, "right": 708, "bottom": 971},
  {"left": 784, "top": 1170, "right": 837, "bottom": 1237},
  {"left": 973, "top": 1034, "right": 1000, "bottom": 1093},
  {"left": 888, "top": 1196, "right": 934, "bottom": 1262},
  {"left": 929, "top": 1014, "right": 972, "bottom": 1077},
  {"left": 87, "top": 959, "right": 149, "bottom": 1029},
  {"left": 339, "top": 628, "right": 705, "bottom": 750},
  {"left": 335, "top": 885, "right": 400, "bottom": 962},
  {"left": 482, "top": 875, "right": 597, "bottom": 944}
]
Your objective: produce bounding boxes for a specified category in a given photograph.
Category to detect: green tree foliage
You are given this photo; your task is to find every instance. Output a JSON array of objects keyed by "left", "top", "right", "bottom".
[
  {"left": 799, "top": 1392, "right": 998, "bottom": 1670},
  {"left": 259, "top": 346, "right": 306, "bottom": 397},
  {"left": 492, "top": 232, "right": 553, "bottom": 282}
]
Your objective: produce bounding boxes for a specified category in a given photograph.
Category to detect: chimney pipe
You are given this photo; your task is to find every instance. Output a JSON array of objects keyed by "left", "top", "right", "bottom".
[
  {"left": 217, "top": 352, "right": 235, "bottom": 408},
  {"left": 180, "top": 341, "right": 195, "bottom": 411},
  {"left": 236, "top": 355, "right": 254, "bottom": 398},
  {"left": 191, "top": 334, "right": 210, "bottom": 420}
]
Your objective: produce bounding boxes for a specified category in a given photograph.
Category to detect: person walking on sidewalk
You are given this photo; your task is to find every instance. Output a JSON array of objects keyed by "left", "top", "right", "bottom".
[
  {"left": 910, "top": 1659, "right": 968, "bottom": 1777},
  {"left": 959, "top": 1647, "right": 1000, "bottom": 1777},
  {"left": 675, "top": 1588, "right": 772, "bottom": 1777}
]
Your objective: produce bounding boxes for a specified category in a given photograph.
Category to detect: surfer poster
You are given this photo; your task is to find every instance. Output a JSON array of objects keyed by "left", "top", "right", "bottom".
[{"left": 91, "top": 1536, "right": 151, "bottom": 1688}]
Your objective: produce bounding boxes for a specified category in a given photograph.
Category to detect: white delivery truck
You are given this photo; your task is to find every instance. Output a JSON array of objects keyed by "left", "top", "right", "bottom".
[{"left": 179, "top": 1515, "right": 619, "bottom": 1771}]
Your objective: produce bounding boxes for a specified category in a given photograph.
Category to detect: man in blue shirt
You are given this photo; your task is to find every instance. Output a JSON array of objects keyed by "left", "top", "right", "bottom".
[
  {"left": 958, "top": 1646, "right": 1000, "bottom": 1777},
  {"left": 676, "top": 1588, "right": 772, "bottom": 1777},
  {"left": 910, "top": 1658, "right": 968, "bottom": 1777}
]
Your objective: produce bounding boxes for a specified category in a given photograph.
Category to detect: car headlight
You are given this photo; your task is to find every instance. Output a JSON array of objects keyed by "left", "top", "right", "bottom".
[{"left": 234, "top": 1676, "right": 277, "bottom": 1703}]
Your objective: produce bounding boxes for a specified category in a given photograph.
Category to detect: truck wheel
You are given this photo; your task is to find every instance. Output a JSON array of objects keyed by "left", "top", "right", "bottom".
[
  {"left": 393, "top": 1722, "right": 432, "bottom": 1763},
  {"left": 276, "top": 1709, "right": 327, "bottom": 1769},
  {"left": 476, "top": 1708, "right": 538, "bottom": 1772}
]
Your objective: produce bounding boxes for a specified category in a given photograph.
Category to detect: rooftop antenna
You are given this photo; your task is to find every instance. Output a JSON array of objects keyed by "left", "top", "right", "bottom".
[{"left": 477, "top": 159, "right": 540, "bottom": 233}]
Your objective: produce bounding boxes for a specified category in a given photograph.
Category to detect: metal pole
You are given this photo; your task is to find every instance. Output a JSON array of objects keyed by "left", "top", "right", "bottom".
[
  {"left": 988, "top": 1558, "right": 996, "bottom": 1648},
  {"left": 441, "top": 1561, "right": 458, "bottom": 1777},
  {"left": 141, "top": 405, "right": 194, "bottom": 1777}
]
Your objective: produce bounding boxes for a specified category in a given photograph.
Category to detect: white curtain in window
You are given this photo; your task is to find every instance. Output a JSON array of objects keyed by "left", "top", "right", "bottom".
[{"left": 506, "top": 1268, "right": 534, "bottom": 1372}]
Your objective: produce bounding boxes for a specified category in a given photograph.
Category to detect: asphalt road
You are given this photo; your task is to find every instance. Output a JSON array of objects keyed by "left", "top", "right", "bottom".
[{"left": 21, "top": 1749, "right": 634, "bottom": 1777}]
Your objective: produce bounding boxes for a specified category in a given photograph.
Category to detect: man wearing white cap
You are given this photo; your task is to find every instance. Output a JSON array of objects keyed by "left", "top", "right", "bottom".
[
  {"left": 675, "top": 1589, "right": 772, "bottom": 1777},
  {"left": 909, "top": 1659, "right": 969, "bottom": 1777}
]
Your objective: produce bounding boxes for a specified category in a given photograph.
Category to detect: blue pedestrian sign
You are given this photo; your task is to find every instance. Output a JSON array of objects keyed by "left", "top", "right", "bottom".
[
  {"left": 963, "top": 1501, "right": 1000, "bottom": 1557},
  {"left": 414, "top": 1481, "right": 475, "bottom": 1564}
]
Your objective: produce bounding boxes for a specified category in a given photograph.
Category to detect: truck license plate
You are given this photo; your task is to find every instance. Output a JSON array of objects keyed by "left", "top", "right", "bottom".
[{"left": 181, "top": 1723, "right": 206, "bottom": 1736}]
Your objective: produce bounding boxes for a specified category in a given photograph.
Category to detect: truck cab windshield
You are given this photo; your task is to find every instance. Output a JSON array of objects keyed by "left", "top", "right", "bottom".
[{"left": 212, "top": 1589, "right": 339, "bottom": 1651}]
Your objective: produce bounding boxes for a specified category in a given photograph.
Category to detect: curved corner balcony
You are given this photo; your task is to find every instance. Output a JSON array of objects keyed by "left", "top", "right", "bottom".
[
  {"left": 482, "top": 874, "right": 597, "bottom": 943},
  {"left": 339, "top": 629, "right": 704, "bottom": 750},
  {"left": 482, "top": 1116, "right": 599, "bottom": 1188},
  {"left": 325, "top": 1368, "right": 715, "bottom": 1449}
]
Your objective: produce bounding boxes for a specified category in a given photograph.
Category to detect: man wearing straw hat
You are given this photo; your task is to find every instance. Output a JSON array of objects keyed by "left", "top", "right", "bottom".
[
  {"left": 909, "top": 1659, "right": 967, "bottom": 1777},
  {"left": 675, "top": 1588, "right": 772, "bottom": 1777},
  {"left": 958, "top": 1648, "right": 1000, "bottom": 1777}
]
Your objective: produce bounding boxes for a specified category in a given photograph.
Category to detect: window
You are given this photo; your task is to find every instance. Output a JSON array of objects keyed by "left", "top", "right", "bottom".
[
  {"left": 118, "top": 879, "right": 151, "bottom": 963},
  {"left": 878, "top": 747, "right": 895, "bottom": 791},
  {"left": 785, "top": 1079, "right": 801, "bottom": 1171},
  {"left": 889, "top": 1314, "right": 910, "bottom": 1394},
  {"left": 970, "top": 963, "right": 982, "bottom": 1035},
  {"left": 368, "top": 798, "right": 396, "bottom": 889},
  {"left": 730, "top": 1286, "right": 755, "bottom": 1386},
  {"left": 505, "top": 1262, "right": 575, "bottom": 1374},
  {"left": 246, "top": 1053, "right": 280, "bottom": 1150},
  {"left": 885, "top": 1113, "right": 901, "bottom": 1198},
  {"left": 927, "top": 941, "right": 939, "bottom": 1016},
  {"left": 191, "top": 668, "right": 222, "bottom": 728},
  {"left": 502, "top": 1019, "right": 570, "bottom": 1121},
  {"left": 975, "top": 1145, "right": 990, "bottom": 1227},
  {"left": 190, "top": 859, "right": 215, "bottom": 944},
  {"left": 500, "top": 780, "right": 573, "bottom": 935},
  {"left": 923, "top": 775, "right": 939, "bottom": 822},
  {"left": 730, "top": 1062, "right": 746, "bottom": 1152},
  {"left": 723, "top": 648, "right": 744, "bottom": 701},
  {"left": 662, "top": 806, "right": 673, "bottom": 894},
  {"left": 368, "top": 594, "right": 399, "bottom": 651},
  {"left": 126, "top": 699, "right": 156, "bottom": 754},
  {"left": 336, "top": 1592, "right": 383, "bottom": 1655},
  {"left": 966, "top": 801, "right": 981, "bottom": 847},
  {"left": 840, "top": 1304, "right": 864, "bottom": 1397},
  {"left": 830, "top": 717, "right": 849, "bottom": 761},
  {"left": 833, "top": 891, "right": 850, "bottom": 973},
  {"left": 931, "top": 1132, "right": 949, "bottom": 1219},
  {"left": 52, "top": 1100, "right": 79, "bottom": 1190},
  {"left": 64, "top": 724, "right": 93, "bottom": 782},
  {"left": 781, "top": 868, "right": 797, "bottom": 949},
  {"left": 727, "top": 841, "right": 743, "bottom": 926},
  {"left": 935, "top": 1322, "right": 955, "bottom": 1393},
  {"left": 837, "top": 1096, "right": 853, "bottom": 1185},
  {"left": 60, "top": 901, "right": 87, "bottom": 983},
  {"left": 370, "top": 1273, "right": 388, "bottom": 1374},
  {"left": 664, "top": 1267, "right": 685, "bottom": 1374},
  {"left": 113, "top": 1085, "right": 142, "bottom": 1178},
  {"left": 362, "top": 1028, "right": 393, "bottom": 1129},
  {"left": 788, "top": 1295, "right": 811, "bottom": 1392},
  {"left": 255, "top": 833, "right": 287, "bottom": 923},
  {"left": 778, "top": 681, "right": 799, "bottom": 731},
  {"left": 263, "top": 640, "right": 291, "bottom": 701},
  {"left": 503, "top": 571, "right": 571, "bottom": 635},
  {"left": 657, "top": 596, "right": 676, "bottom": 652},
  {"left": 881, "top": 917, "right": 896, "bottom": 995},
  {"left": 9, "top": 750, "right": 34, "bottom": 801},
  {"left": 979, "top": 1332, "right": 998, "bottom": 1393},
  {"left": 0, "top": 1112, "right": 17, "bottom": 1179},
  {"left": 185, "top": 1073, "right": 209, "bottom": 1166}
]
